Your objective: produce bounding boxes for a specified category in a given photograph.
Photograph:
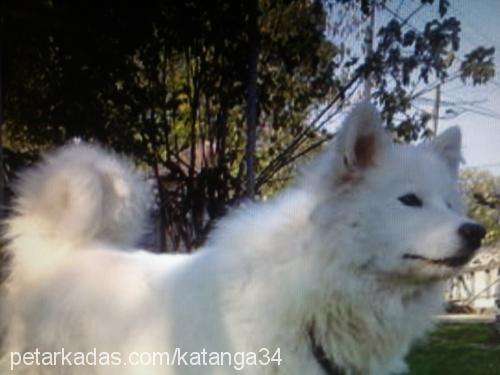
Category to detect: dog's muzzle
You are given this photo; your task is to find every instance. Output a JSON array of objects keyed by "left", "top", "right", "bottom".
[{"left": 403, "top": 223, "right": 486, "bottom": 268}]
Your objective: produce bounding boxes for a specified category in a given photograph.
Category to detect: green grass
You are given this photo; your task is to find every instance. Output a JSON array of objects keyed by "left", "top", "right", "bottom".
[{"left": 407, "top": 323, "right": 500, "bottom": 374}]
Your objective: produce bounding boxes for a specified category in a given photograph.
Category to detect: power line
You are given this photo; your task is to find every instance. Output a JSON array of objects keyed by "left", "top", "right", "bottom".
[
  {"left": 448, "top": 3, "right": 497, "bottom": 49},
  {"left": 381, "top": 3, "right": 419, "bottom": 34},
  {"left": 467, "top": 163, "right": 500, "bottom": 169},
  {"left": 395, "top": 0, "right": 406, "bottom": 14},
  {"left": 381, "top": 3, "right": 469, "bottom": 64},
  {"left": 382, "top": 3, "right": 500, "bottom": 120}
]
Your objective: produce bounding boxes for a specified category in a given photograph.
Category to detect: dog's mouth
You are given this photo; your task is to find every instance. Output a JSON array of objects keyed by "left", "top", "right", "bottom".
[{"left": 402, "top": 253, "right": 472, "bottom": 268}]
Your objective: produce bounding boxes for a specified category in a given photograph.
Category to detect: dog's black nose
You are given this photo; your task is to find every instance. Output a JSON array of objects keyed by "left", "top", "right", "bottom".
[{"left": 458, "top": 223, "right": 486, "bottom": 252}]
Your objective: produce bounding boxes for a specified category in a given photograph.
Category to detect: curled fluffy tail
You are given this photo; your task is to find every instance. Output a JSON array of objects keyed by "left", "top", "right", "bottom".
[{"left": 7, "top": 143, "right": 151, "bottom": 251}]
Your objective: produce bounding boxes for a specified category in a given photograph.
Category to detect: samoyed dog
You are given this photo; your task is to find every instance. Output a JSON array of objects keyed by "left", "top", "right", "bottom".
[{"left": 1, "top": 102, "right": 485, "bottom": 374}]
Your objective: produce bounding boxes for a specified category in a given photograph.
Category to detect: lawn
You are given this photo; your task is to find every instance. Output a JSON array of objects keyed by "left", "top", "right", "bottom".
[{"left": 407, "top": 323, "right": 500, "bottom": 374}]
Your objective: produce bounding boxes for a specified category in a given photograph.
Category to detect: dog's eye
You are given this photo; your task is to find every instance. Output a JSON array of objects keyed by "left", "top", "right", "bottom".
[{"left": 398, "top": 193, "right": 422, "bottom": 207}]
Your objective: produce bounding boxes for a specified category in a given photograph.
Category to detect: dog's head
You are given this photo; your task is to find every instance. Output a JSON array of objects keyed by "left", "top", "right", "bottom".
[{"left": 310, "top": 102, "right": 485, "bottom": 282}]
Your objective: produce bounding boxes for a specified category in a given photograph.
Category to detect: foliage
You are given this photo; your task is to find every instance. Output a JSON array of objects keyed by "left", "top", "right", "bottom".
[
  {"left": 460, "top": 47, "right": 496, "bottom": 85},
  {"left": 3, "top": 0, "right": 338, "bottom": 250},
  {"left": 367, "top": 2, "right": 494, "bottom": 142},
  {"left": 460, "top": 169, "right": 500, "bottom": 246},
  {"left": 2, "top": 0, "right": 495, "bottom": 250}
]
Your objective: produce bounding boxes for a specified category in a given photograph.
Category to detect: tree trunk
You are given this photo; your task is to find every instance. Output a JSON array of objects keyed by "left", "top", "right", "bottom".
[
  {"left": 0, "top": 20, "right": 5, "bottom": 218},
  {"left": 245, "top": 0, "right": 258, "bottom": 198},
  {"left": 152, "top": 161, "right": 167, "bottom": 253}
]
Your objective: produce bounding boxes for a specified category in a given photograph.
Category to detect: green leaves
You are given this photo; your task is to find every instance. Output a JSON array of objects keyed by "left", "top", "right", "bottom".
[
  {"left": 439, "top": 0, "right": 451, "bottom": 18},
  {"left": 461, "top": 169, "right": 500, "bottom": 246},
  {"left": 460, "top": 47, "right": 496, "bottom": 86},
  {"left": 3, "top": 0, "right": 496, "bottom": 250}
]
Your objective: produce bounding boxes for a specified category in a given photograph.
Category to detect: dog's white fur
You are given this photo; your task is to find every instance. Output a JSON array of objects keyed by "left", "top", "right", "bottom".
[{"left": 1, "top": 103, "right": 479, "bottom": 374}]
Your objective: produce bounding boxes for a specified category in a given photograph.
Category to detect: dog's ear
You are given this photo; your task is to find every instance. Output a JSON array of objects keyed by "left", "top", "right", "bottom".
[
  {"left": 431, "top": 126, "right": 462, "bottom": 174},
  {"left": 334, "top": 102, "right": 390, "bottom": 179}
]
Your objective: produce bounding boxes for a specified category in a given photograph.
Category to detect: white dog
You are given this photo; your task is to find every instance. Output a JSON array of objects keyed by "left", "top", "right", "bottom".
[{"left": 1, "top": 103, "right": 485, "bottom": 374}]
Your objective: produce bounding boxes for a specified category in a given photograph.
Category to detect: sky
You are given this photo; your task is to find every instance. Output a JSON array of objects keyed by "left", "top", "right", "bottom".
[
  {"left": 410, "top": 0, "right": 500, "bottom": 174},
  {"left": 329, "top": 0, "right": 500, "bottom": 174}
]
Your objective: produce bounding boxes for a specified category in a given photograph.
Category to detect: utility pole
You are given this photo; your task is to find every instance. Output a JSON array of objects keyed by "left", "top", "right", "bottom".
[
  {"left": 364, "top": 0, "right": 375, "bottom": 99},
  {"left": 432, "top": 84, "right": 441, "bottom": 136}
]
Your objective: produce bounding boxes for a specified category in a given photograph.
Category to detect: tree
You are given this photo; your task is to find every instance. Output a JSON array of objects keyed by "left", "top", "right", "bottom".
[
  {"left": 3, "top": 0, "right": 337, "bottom": 250},
  {"left": 460, "top": 169, "right": 500, "bottom": 247},
  {"left": 254, "top": 0, "right": 495, "bottom": 187},
  {"left": 1, "top": 0, "right": 495, "bottom": 251}
]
